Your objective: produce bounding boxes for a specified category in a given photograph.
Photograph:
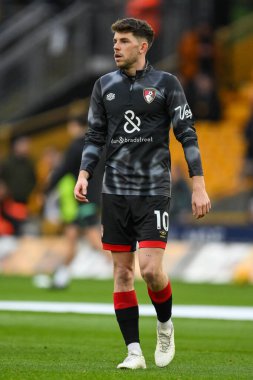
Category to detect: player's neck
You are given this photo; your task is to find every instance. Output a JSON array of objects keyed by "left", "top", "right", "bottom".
[{"left": 124, "top": 58, "right": 146, "bottom": 77}]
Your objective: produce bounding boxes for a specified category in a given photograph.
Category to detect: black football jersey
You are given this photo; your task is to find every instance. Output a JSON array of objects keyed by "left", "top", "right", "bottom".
[{"left": 80, "top": 63, "right": 203, "bottom": 196}]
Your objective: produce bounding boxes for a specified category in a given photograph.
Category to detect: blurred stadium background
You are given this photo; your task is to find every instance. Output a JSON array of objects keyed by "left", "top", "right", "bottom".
[
  {"left": 0, "top": 1, "right": 253, "bottom": 378},
  {"left": 1, "top": 0, "right": 253, "bottom": 284}
]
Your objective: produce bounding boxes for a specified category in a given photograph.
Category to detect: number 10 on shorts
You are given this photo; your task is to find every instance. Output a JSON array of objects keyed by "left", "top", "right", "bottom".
[{"left": 154, "top": 210, "right": 169, "bottom": 231}]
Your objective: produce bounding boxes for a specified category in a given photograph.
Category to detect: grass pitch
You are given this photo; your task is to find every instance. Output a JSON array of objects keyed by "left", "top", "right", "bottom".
[
  {"left": 1, "top": 276, "right": 253, "bottom": 305},
  {"left": 0, "top": 277, "right": 253, "bottom": 379}
]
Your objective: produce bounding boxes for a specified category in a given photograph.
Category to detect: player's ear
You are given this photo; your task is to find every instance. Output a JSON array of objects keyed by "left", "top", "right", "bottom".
[{"left": 139, "top": 40, "right": 148, "bottom": 54}]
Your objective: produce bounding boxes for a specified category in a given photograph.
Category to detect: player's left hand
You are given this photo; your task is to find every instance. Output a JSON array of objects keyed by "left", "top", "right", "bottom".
[
  {"left": 191, "top": 176, "right": 211, "bottom": 219},
  {"left": 74, "top": 170, "right": 90, "bottom": 203}
]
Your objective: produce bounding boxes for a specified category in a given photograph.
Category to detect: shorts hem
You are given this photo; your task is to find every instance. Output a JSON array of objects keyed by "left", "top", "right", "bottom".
[
  {"left": 102, "top": 243, "right": 133, "bottom": 252},
  {"left": 139, "top": 240, "right": 167, "bottom": 249}
]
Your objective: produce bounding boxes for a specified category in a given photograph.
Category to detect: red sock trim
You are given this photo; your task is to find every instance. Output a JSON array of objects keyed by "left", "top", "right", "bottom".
[
  {"left": 139, "top": 240, "right": 166, "bottom": 249},
  {"left": 103, "top": 243, "right": 132, "bottom": 252},
  {"left": 148, "top": 282, "right": 172, "bottom": 304},
  {"left": 114, "top": 290, "right": 138, "bottom": 310}
]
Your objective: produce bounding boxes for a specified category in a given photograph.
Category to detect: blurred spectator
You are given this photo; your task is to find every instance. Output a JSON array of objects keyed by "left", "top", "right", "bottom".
[
  {"left": 242, "top": 92, "right": 253, "bottom": 223},
  {"left": 178, "top": 29, "right": 199, "bottom": 84},
  {"left": 37, "top": 146, "right": 62, "bottom": 188},
  {"left": 0, "top": 177, "right": 30, "bottom": 236},
  {"left": 126, "top": 0, "right": 161, "bottom": 35},
  {"left": 29, "top": 145, "right": 62, "bottom": 220},
  {"left": 185, "top": 72, "right": 222, "bottom": 121},
  {"left": 196, "top": 23, "right": 216, "bottom": 77},
  {"left": 36, "top": 115, "right": 108, "bottom": 288},
  {"left": 170, "top": 164, "right": 192, "bottom": 224},
  {"left": 0, "top": 179, "right": 15, "bottom": 235},
  {"left": 126, "top": 0, "right": 162, "bottom": 62},
  {"left": 179, "top": 23, "right": 222, "bottom": 122},
  {"left": 0, "top": 136, "right": 36, "bottom": 235},
  {"left": 45, "top": 115, "right": 105, "bottom": 230},
  {"left": 178, "top": 22, "right": 217, "bottom": 83},
  {"left": 0, "top": 179, "right": 14, "bottom": 236},
  {"left": 243, "top": 96, "right": 253, "bottom": 178}
]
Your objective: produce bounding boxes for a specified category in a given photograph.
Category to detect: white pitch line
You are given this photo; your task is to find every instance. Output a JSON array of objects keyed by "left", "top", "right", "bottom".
[{"left": 0, "top": 301, "right": 253, "bottom": 321}]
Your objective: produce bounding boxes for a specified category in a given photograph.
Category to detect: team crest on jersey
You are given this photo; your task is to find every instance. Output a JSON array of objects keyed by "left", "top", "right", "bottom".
[{"left": 143, "top": 88, "right": 156, "bottom": 104}]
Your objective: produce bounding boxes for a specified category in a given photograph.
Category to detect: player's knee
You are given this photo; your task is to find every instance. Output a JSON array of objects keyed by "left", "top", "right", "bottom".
[
  {"left": 114, "top": 264, "right": 134, "bottom": 287},
  {"left": 140, "top": 265, "right": 159, "bottom": 286}
]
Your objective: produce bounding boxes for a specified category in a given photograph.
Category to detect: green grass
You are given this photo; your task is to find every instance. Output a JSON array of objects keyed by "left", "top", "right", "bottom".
[
  {"left": 0, "top": 312, "right": 252, "bottom": 380},
  {"left": 0, "top": 276, "right": 253, "bottom": 379},
  {"left": 0, "top": 276, "right": 253, "bottom": 306}
]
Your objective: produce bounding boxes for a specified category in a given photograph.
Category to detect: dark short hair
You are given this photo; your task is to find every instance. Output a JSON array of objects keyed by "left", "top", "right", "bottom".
[{"left": 111, "top": 18, "right": 154, "bottom": 49}]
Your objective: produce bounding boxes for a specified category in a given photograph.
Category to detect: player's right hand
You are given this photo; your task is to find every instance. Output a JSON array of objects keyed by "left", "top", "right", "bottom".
[{"left": 74, "top": 171, "right": 89, "bottom": 202}]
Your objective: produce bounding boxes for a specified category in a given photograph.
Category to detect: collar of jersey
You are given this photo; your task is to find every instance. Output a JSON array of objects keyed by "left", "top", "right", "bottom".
[{"left": 120, "top": 61, "right": 152, "bottom": 80}]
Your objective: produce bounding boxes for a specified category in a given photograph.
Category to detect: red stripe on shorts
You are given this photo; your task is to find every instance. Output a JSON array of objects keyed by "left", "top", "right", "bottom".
[
  {"left": 103, "top": 243, "right": 132, "bottom": 252},
  {"left": 139, "top": 240, "right": 167, "bottom": 249},
  {"left": 114, "top": 290, "right": 138, "bottom": 310}
]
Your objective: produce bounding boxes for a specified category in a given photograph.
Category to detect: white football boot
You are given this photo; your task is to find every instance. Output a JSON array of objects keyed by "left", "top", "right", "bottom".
[
  {"left": 117, "top": 350, "right": 146, "bottom": 369},
  {"left": 155, "top": 320, "right": 175, "bottom": 367}
]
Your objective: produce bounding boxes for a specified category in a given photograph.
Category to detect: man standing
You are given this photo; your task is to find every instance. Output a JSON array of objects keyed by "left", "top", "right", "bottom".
[
  {"left": 74, "top": 18, "right": 211, "bottom": 369},
  {"left": 1, "top": 136, "right": 36, "bottom": 235},
  {"left": 42, "top": 115, "right": 106, "bottom": 288}
]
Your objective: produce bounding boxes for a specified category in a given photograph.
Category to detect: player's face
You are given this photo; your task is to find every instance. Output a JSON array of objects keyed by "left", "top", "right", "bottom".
[{"left": 113, "top": 32, "right": 144, "bottom": 70}]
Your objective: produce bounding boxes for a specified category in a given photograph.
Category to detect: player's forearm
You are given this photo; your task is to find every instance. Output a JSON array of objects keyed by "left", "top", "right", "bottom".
[
  {"left": 79, "top": 143, "right": 104, "bottom": 178},
  {"left": 182, "top": 141, "right": 203, "bottom": 177}
]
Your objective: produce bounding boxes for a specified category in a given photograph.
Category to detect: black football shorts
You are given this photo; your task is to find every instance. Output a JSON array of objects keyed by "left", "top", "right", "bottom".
[{"left": 101, "top": 194, "right": 170, "bottom": 252}]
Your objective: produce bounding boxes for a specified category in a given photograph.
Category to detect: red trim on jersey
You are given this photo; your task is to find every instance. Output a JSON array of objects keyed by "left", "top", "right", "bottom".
[
  {"left": 148, "top": 282, "right": 172, "bottom": 304},
  {"left": 103, "top": 243, "right": 132, "bottom": 252},
  {"left": 139, "top": 240, "right": 166, "bottom": 249},
  {"left": 114, "top": 290, "right": 138, "bottom": 310}
]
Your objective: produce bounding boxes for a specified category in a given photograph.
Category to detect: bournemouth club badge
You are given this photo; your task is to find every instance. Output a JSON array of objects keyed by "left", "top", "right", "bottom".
[{"left": 143, "top": 88, "right": 156, "bottom": 104}]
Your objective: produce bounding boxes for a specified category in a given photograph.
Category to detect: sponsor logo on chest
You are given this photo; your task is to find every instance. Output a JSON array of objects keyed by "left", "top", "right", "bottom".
[{"left": 124, "top": 110, "right": 141, "bottom": 134}]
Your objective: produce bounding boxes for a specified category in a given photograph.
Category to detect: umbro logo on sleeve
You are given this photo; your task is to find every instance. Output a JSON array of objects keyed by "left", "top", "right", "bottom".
[{"left": 106, "top": 93, "right": 115, "bottom": 101}]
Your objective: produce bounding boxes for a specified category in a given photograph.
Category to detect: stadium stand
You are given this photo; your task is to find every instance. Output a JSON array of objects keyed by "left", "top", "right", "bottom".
[
  {"left": 1, "top": 4, "right": 253, "bottom": 230},
  {"left": 1, "top": 2, "right": 253, "bottom": 288}
]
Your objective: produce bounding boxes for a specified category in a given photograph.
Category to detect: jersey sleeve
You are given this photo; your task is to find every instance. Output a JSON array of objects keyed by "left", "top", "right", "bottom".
[
  {"left": 166, "top": 75, "right": 203, "bottom": 177},
  {"left": 80, "top": 79, "right": 107, "bottom": 177}
]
